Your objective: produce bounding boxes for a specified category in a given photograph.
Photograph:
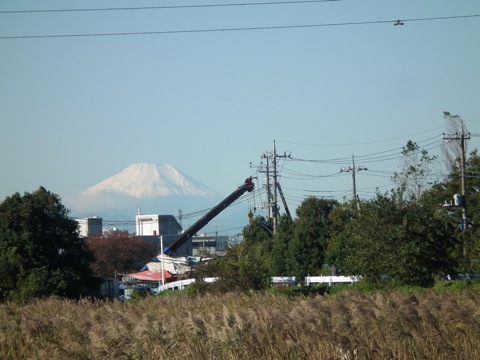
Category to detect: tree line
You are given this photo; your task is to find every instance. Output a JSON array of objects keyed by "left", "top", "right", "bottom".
[
  {"left": 1, "top": 134, "right": 480, "bottom": 302},
  {"left": 196, "top": 141, "right": 480, "bottom": 291}
]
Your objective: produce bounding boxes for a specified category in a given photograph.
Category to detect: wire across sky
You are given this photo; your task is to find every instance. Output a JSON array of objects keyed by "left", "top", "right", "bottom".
[{"left": 0, "top": 14, "right": 478, "bottom": 39}]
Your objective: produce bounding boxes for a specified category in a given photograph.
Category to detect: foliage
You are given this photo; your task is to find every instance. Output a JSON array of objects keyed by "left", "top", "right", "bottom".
[
  {"left": 289, "top": 197, "right": 338, "bottom": 280},
  {"left": 269, "top": 284, "right": 329, "bottom": 297},
  {"left": 433, "top": 279, "right": 480, "bottom": 294},
  {"left": 197, "top": 144, "right": 480, "bottom": 292},
  {"left": 193, "top": 240, "right": 271, "bottom": 293},
  {"left": 242, "top": 215, "right": 273, "bottom": 244},
  {"left": 269, "top": 214, "right": 295, "bottom": 276},
  {"left": 339, "top": 191, "right": 458, "bottom": 287},
  {"left": 86, "top": 230, "right": 157, "bottom": 278},
  {"left": 0, "top": 187, "right": 100, "bottom": 303},
  {"left": 129, "top": 288, "right": 153, "bottom": 303},
  {"left": 325, "top": 201, "right": 357, "bottom": 266},
  {"left": 463, "top": 150, "right": 480, "bottom": 227},
  {"left": 203, "top": 147, "right": 480, "bottom": 290},
  {"left": 419, "top": 148, "right": 480, "bottom": 270}
]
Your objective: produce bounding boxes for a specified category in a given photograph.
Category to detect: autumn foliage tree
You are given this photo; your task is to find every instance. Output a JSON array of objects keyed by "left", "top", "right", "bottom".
[{"left": 86, "top": 230, "right": 158, "bottom": 278}]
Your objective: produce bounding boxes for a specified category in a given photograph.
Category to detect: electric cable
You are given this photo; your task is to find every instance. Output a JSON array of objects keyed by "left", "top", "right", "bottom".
[
  {"left": 1, "top": 14, "right": 478, "bottom": 39},
  {"left": 0, "top": 1, "right": 341, "bottom": 14}
]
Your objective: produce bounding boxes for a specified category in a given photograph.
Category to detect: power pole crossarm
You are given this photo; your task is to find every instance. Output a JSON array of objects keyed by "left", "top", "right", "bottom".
[{"left": 340, "top": 155, "right": 367, "bottom": 201}]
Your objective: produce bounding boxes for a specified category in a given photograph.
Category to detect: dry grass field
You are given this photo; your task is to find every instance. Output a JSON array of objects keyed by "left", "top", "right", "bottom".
[{"left": 1, "top": 285, "right": 479, "bottom": 359}]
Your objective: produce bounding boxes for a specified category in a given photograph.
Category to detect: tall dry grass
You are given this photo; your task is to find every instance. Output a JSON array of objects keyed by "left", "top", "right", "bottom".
[{"left": 1, "top": 288, "right": 479, "bottom": 359}]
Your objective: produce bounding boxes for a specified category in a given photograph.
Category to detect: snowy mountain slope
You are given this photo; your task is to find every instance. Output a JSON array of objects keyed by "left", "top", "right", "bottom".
[
  {"left": 82, "top": 162, "right": 218, "bottom": 198},
  {"left": 65, "top": 163, "right": 228, "bottom": 218}
]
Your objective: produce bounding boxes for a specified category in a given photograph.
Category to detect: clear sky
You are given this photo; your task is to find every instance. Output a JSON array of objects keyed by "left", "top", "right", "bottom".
[{"left": 1, "top": 1, "right": 480, "bottom": 224}]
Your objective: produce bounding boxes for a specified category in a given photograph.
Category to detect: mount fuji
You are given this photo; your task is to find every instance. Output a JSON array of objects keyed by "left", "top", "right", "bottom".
[
  {"left": 82, "top": 162, "right": 219, "bottom": 199},
  {"left": 65, "top": 163, "right": 228, "bottom": 221}
]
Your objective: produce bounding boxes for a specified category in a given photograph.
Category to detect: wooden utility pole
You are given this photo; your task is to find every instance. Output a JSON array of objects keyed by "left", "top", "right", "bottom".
[
  {"left": 270, "top": 140, "right": 291, "bottom": 233},
  {"left": 443, "top": 121, "right": 470, "bottom": 256},
  {"left": 341, "top": 155, "right": 367, "bottom": 201},
  {"left": 272, "top": 140, "right": 278, "bottom": 232},
  {"left": 460, "top": 121, "right": 469, "bottom": 238},
  {"left": 261, "top": 152, "right": 272, "bottom": 219}
]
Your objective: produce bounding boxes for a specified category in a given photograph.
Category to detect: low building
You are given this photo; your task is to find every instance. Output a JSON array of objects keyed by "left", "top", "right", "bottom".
[
  {"left": 135, "top": 214, "right": 182, "bottom": 236},
  {"left": 76, "top": 217, "right": 103, "bottom": 237},
  {"left": 192, "top": 233, "right": 230, "bottom": 256},
  {"left": 136, "top": 214, "right": 192, "bottom": 257}
]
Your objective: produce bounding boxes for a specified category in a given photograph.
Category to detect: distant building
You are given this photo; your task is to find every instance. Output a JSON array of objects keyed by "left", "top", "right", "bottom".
[
  {"left": 135, "top": 214, "right": 191, "bottom": 257},
  {"left": 76, "top": 217, "right": 103, "bottom": 237},
  {"left": 192, "top": 233, "right": 230, "bottom": 256},
  {"left": 135, "top": 214, "right": 182, "bottom": 236}
]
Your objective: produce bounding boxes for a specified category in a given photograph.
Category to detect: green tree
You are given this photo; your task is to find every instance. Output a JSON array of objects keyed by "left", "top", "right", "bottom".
[
  {"left": 325, "top": 200, "right": 357, "bottom": 267},
  {"left": 193, "top": 241, "right": 271, "bottom": 293},
  {"left": 0, "top": 187, "right": 100, "bottom": 302},
  {"left": 464, "top": 150, "right": 480, "bottom": 228},
  {"left": 340, "top": 191, "right": 458, "bottom": 287},
  {"left": 289, "top": 197, "right": 338, "bottom": 280},
  {"left": 242, "top": 215, "right": 273, "bottom": 244},
  {"left": 423, "top": 149, "right": 480, "bottom": 270},
  {"left": 270, "top": 214, "right": 295, "bottom": 276},
  {"left": 442, "top": 149, "right": 480, "bottom": 227}
]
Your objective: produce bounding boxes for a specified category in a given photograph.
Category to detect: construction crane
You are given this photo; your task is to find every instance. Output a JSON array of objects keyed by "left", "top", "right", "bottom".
[{"left": 164, "top": 177, "right": 254, "bottom": 255}]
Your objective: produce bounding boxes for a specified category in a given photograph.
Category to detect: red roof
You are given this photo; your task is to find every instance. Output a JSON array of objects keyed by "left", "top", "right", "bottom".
[{"left": 128, "top": 270, "right": 173, "bottom": 282}]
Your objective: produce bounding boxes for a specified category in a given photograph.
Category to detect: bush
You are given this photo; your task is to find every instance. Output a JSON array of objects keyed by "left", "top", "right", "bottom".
[{"left": 269, "top": 284, "right": 329, "bottom": 297}]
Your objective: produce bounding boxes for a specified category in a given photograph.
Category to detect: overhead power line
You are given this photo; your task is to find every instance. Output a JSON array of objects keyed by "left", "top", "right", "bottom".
[
  {"left": 277, "top": 126, "right": 446, "bottom": 147},
  {"left": 0, "top": 0, "right": 340, "bottom": 14},
  {"left": 1, "top": 14, "right": 478, "bottom": 40},
  {"left": 287, "top": 136, "right": 443, "bottom": 165}
]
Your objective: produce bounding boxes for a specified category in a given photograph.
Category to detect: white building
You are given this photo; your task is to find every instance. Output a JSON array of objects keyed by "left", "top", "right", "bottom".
[
  {"left": 135, "top": 214, "right": 192, "bottom": 257},
  {"left": 135, "top": 214, "right": 182, "bottom": 236},
  {"left": 76, "top": 217, "right": 103, "bottom": 237}
]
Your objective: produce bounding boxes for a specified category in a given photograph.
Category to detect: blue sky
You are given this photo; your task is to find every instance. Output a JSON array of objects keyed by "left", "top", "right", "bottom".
[{"left": 1, "top": 0, "right": 480, "bottom": 225}]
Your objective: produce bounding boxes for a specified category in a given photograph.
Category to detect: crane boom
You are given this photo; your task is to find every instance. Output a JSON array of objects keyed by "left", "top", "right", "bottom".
[{"left": 164, "top": 177, "right": 254, "bottom": 255}]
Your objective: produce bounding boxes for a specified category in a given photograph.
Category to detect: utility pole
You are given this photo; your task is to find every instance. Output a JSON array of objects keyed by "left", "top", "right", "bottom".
[
  {"left": 261, "top": 152, "right": 272, "bottom": 219},
  {"left": 272, "top": 140, "right": 278, "bottom": 232},
  {"left": 178, "top": 210, "right": 183, "bottom": 228},
  {"left": 264, "top": 140, "right": 291, "bottom": 233},
  {"left": 340, "top": 155, "right": 367, "bottom": 201},
  {"left": 160, "top": 236, "right": 165, "bottom": 288},
  {"left": 443, "top": 123, "right": 470, "bottom": 256}
]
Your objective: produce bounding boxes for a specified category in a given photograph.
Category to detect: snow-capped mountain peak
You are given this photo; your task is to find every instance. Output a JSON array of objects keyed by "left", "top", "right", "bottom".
[{"left": 82, "top": 162, "right": 217, "bottom": 199}]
